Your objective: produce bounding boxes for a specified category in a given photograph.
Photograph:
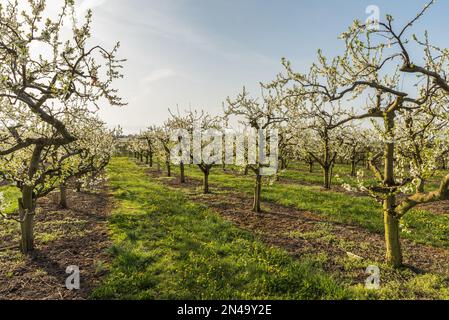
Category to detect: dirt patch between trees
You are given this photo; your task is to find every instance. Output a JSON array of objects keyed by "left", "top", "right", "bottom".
[
  {"left": 0, "top": 186, "right": 112, "bottom": 300},
  {"left": 418, "top": 200, "right": 449, "bottom": 215},
  {"left": 148, "top": 167, "right": 449, "bottom": 284}
]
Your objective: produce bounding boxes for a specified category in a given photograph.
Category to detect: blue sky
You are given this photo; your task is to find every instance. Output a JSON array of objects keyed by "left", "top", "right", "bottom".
[{"left": 59, "top": 0, "right": 448, "bottom": 133}]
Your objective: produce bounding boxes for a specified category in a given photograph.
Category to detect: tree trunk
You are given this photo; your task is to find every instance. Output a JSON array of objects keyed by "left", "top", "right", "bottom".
[
  {"left": 253, "top": 173, "right": 262, "bottom": 213},
  {"left": 180, "top": 162, "right": 186, "bottom": 183},
  {"left": 145, "top": 154, "right": 149, "bottom": 164},
  {"left": 203, "top": 170, "right": 210, "bottom": 194},
  {"left": 280, "top": 158, "right": 286, "bottom": 170},
  {"left": 166, "top": 161, "right": 171, "bottom": 177},
  {"left": 384, "top": 197, "right": 402, "bottom": 268},
  {"left": 383, "top": 109, "right": 403, "bottom": 268},
  {"left": 149, "top": 153, "right": 153, "bottom": 167},
  {"left": 308, "top": 162, "right": 313, "bottom": 173},
  {"left": 244, "top": 165, "right": 249, "bottom": 176},
  {"left": 19, "top": 187, "right": 35, "bottom": 254},
  {"left": 76, "top": 182, "right": 82, "bottom": 193},
  {"left": 350, "top": 160, "right": 357, "bottom": 177},
  {"left": 330, "top": 163, "right": 334, "bottom": 185},
  {"left": 140, "top": 153, "right": 143, "bottom": 162},
  {"left": 323, "top": 166, "right": 331, "bottom": 189},
  {"left": 59, "top": 183, "right": 68, "bottom": 209}
]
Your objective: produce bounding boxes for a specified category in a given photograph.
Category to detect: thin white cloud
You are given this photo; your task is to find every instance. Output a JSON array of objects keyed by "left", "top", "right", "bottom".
[
  {"left": 141, "top": 69, "right": 176, "bottom": 84},
  {"left": 103, "top": 6, "right": 206, "bottom": 46},
  {"left": 77, "top": 0, "right": 108, "bottom": 15},
  {"left": 129, "top": 68, "right": 177, "bottom": 105}
]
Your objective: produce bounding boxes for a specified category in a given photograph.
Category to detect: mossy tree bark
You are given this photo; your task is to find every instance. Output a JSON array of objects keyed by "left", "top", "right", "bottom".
[{"left": 384, "top": 199, "right": 402, "bottom": 268}]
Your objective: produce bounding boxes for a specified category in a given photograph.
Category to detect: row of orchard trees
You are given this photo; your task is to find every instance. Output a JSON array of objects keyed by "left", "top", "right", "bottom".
[
  {"left": 130, "top": 1, "right": 449, "bottom": 268},
  {"left": 0, "top": 1, "right": 124, "bottom": 253}
]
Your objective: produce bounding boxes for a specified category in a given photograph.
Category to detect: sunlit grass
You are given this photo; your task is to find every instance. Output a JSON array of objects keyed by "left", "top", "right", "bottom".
[{"left": 92, "top": 157, "right": 355, "bottom": 300}]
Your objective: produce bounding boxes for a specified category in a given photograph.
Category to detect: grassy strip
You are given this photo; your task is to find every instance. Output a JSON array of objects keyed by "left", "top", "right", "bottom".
[{"left": 92, "top": 157, "right": 356, "bottom": 300}]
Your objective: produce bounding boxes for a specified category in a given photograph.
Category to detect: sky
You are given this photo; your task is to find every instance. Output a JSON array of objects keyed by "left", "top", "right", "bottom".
[{"left": 44, "top": 0, "right": 449, "bottom": 133}]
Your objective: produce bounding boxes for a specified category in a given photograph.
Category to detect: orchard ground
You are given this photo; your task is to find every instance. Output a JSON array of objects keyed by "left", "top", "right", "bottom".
[{"left": 1, "top": 157, "right": 448, "bottom": 299}]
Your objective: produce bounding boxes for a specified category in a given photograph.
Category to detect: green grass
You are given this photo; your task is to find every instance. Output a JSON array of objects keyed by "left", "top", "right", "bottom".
[
  {"left": 0, "top": 185, "right": 21, "bottom": 244},
  {"left": 279, "top": 162, "right": 447, "bottom": 192},
  {"left": 92, "top": 157, "right": 355, "bottom": 300},
  {"left": 166, "top": 164, "right": 449, "bottom": 249},
  {"left": 0, "top": 185, "right": 20, "bottom": 214},
  {"left": 279, "top": 163, "right": 369, "bottom": 186}
]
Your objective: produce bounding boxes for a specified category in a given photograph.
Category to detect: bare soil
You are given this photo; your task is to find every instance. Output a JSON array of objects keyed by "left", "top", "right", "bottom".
[{"left": 0, "top": 186, "right": 112, "bottom": 300}]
